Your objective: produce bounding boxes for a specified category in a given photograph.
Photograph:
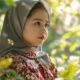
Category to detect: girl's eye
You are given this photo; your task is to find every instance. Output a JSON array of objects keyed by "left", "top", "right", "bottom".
[
  {"left": 34, "top": 22, "right": 50, "bottom": 29},
  {"left": 34, "top": 22, "right": 41, "bottom": 26},
  {"left": 45, "top": 23, "right": 50, "bottom": 28}
]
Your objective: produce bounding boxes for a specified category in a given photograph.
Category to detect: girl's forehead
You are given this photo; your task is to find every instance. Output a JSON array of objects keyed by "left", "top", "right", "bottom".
[{"left": 29, "top": 9, "right": 49, "bottom": 22}]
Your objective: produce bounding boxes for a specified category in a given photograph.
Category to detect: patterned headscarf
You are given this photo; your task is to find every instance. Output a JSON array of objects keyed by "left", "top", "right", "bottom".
[{"left": 0, "top": 0, "right": 50, "bottom": 58}]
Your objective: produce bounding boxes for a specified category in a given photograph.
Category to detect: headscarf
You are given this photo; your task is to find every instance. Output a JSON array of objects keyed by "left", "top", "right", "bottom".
[{"left": 0, "top": 0, "right": 50, "bottom": 59}]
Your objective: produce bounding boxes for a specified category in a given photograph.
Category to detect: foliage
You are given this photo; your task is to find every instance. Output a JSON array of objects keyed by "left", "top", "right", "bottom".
[
  {"left": 0, "top": 0, "right": 15, "bottom": 14},
  {"left": 0, "top": 57, "right": 23, "bottom": 80},
  {"left": 47, "top": 0, "right": 80, "bottom": 80}
]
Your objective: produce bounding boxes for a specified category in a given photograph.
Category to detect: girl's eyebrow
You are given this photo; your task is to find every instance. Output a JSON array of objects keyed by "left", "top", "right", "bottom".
[{"left": 32, "top": 18, "right": 49, "bottom": 23}]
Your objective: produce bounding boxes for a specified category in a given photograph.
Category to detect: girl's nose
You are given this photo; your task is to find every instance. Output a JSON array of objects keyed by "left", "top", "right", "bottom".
[{"left": 41, "top": 26, "right": 48, "bottom": 34}]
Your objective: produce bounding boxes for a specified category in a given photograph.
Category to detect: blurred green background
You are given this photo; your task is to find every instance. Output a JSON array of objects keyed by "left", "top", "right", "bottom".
[{"left": 0, "top": 0, "right": 80, "bottom": 80}]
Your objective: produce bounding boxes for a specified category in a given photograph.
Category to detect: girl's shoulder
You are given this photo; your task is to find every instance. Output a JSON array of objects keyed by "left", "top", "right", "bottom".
[
  {"left": 0, "top": 53, "right": 24, "bottom": 66},
  {"left": 41, "top": 51, "right": 58, "bottom": 78},
  {"left": 41, "top": 51, "right": 51, "bottom": 63}
]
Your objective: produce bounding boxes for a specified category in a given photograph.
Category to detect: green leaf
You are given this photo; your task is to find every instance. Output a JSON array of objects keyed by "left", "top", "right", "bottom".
[
  {"left": 4, "top": 0, "right": 15, "bottom": 6},
  {"left": 0, "top": 76, "right": 5, "bottom": 80}
]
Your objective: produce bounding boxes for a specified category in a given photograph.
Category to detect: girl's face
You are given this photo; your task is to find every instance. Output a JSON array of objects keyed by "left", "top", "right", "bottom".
[{"left": 22, "top": 9, "right": 49, "bottom": 47}]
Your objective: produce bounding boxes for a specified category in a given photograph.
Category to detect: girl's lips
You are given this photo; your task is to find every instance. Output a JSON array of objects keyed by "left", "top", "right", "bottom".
[{"left": 38, "top": 35, "right": 45, "bottom": 40}]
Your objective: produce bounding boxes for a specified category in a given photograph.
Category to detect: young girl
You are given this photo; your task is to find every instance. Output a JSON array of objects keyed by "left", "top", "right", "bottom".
[{"left": 0, "top": 0, "right": 57, "bottom": 80}]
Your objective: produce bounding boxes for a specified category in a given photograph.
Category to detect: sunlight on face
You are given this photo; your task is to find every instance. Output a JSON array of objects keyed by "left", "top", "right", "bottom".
[{"left": 22, "top": 9, "right": 49, "bottom": 47}]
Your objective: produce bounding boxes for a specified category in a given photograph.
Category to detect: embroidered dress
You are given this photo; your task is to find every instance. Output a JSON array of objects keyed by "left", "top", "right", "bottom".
[{"left": 2, "top": 50, "right": 57, "bottom": 80}]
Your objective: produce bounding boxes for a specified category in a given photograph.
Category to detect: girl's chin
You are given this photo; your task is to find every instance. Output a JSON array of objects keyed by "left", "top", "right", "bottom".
[
  {"left": 28, "top": 40, "right": 45, "bottom": 47},
  {"left": 36, "top": 42, "right": 44, "bottom": 46}
]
